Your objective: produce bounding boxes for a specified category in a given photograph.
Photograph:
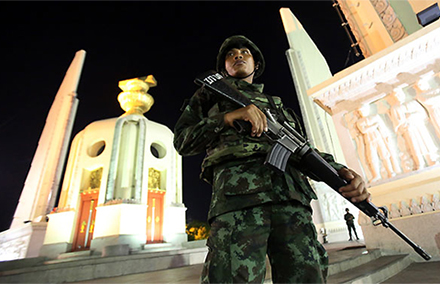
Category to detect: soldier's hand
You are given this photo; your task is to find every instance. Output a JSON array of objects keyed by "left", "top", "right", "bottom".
[
  {"left": 224, "top": 105, "right": 268, "bottom": 137},
  {"left": 338, "top": 168, "right": 371, "bottom": 203}
]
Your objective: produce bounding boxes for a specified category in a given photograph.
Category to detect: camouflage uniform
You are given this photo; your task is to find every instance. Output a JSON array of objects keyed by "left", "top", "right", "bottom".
[{"left": 173, "top": 77, "right": 345, "bottom": 283}]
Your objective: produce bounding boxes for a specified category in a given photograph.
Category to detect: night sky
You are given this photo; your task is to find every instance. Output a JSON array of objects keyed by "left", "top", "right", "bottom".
[{"left": 0, "top": 1, "right": 362, "bottom": 231}]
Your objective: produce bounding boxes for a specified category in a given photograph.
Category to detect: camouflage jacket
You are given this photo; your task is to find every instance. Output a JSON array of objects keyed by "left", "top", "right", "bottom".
[{"left": 173, "top": 77, "right": 345, "bottom": 220}]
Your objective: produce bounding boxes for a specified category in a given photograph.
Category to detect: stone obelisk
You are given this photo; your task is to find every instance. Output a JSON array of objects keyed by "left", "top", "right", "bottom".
[
  {"left": 279, "top": 8, "right": 355, "bottom": 243},
  {"left": 11, "top": 50, "right": 86, "bottom": 229}
]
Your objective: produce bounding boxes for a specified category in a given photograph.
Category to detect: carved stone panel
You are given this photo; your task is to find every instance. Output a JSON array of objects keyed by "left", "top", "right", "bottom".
[{"left": 343, "top": 78, "right": 440, "bottom": 184}]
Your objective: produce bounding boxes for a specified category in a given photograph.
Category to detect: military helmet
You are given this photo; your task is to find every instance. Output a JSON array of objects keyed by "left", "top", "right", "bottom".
[{"left": 216, "top": 35, "right": 265, "bottom": 79}]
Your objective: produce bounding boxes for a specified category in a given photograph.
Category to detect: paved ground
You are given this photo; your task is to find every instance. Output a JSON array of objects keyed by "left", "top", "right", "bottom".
[
  {"left": 72, "top": 241, "right": 440, "bottom": 284},
  {"left": 71, "top": 241, "right": 359, "bottom": 283},
  {"left": 382, "top": 261, "right": 440, "bottom": 283},
  {"left": 75, "top": 261, "right": 440, "bottom": 284},
  {"left": 74, "top": 264, "right": 204, "bottom": 283}
]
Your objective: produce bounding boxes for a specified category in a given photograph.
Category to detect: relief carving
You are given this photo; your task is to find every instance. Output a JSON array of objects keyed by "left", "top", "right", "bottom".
[
  {"left": 345, "top": 111, "right": 372, "bottom": 180},
  {"left": 410, "top": 198, "right": 422, "bottom": 214},
  {"left": 421, "top": 195, "right": 435, "bottom": 213},
  {"left": 89, "top": 167, "right": 103, "bottom": 189},
  {"left": 344, "top": 73, "right": 440, "bottom": 183},
  {"left": 370, "top": 0, "right": 407, "bottom": 42},
  {"left": 433, "top": 193, "right": 440, "bottom": 211},
  {"left": 362, "top": 192, "right": 440, "bottom": 225},
  {"left": 390, "top": 203, "right": 401, "bottom": 219},
  {"left": 416, "top": 75, "right": 440, "bottom": 138},
  {"left": 355, "top": 104, "right": 401, "bottom": 182},
  {"left": 388, "top": 88, "right": 440, "bottom": 170},
  {"left": 322, "top": 193, "right": 342, "bottom": 222},
  {"left": 0, "top": 236, "right": 28, "bottom": 261},
  {"left": 148, "top": 168, "right": 161, "bottom": 190},
  {"left": 388, "top": 192, "right": 439, "bottom": 220},
  {"left": 400, "top": 200, "right": 412, "bottom": 217}
]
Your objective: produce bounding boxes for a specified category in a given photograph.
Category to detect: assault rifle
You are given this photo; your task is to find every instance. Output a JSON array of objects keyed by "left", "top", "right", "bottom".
[{"left": 194, "top": 70, "right": 431, "bottom": 261}]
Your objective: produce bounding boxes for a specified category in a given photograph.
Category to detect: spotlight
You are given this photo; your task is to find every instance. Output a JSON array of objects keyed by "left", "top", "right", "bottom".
[{"left": 417, "top": 3, "right": 440, "bottom": 27}]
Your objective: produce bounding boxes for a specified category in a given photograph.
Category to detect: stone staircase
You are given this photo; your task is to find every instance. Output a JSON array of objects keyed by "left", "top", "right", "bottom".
[
  {"left": 326, "top": 248, "right": 413, "bottom": 283},
  {"left": 262, "top": 246, "right": 413, "bottom": 283},
  {"left": 0, "top": 241, "right": 208, "bottom": 283},
  {"left": 0, "top": 241, "right": 427, "bottom": 283}
]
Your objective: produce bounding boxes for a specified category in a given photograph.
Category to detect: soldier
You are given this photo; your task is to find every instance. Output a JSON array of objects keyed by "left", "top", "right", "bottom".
[
  {"left": 173, "top": 35, "right": 370, "bottom": 283},
  {"left": 344, "top": 208, "right": 360, "bottom": 241}
]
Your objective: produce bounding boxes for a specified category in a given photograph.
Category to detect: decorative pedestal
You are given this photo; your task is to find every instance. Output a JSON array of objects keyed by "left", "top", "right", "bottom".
[{"left": 91, "top": 204, "right": 147, "bottom": 252}]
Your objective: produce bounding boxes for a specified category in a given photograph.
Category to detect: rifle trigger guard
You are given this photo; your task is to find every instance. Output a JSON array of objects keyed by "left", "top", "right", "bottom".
[
  {"left": 378, "top": 206, "right": 389, "bottom": 218},
  {"left": 372, "top": 206, "right": 389, "bottom": 227}
]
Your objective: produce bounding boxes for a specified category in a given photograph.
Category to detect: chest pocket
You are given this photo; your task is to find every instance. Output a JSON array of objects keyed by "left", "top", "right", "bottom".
[{"left": 207, "top": 103, "right": 221, "bottom": 117}]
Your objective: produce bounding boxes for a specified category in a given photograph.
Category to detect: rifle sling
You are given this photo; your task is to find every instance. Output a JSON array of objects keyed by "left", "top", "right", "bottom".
[{"left": 263, "top": 93, "right": 288, "bottom": 123}]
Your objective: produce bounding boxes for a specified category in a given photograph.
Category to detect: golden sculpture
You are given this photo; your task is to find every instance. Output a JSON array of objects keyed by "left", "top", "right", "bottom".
[{"left": 118, "top": 75, "right": 157, "bottom": 115}]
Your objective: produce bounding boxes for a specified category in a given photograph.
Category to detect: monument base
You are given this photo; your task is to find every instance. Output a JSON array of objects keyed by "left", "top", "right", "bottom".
[
  {"left": 91, "top": 234, "right": 147, "bottom": 253},
  {"left": 39, "top": 242, "right": 72, "bottom": 259}
]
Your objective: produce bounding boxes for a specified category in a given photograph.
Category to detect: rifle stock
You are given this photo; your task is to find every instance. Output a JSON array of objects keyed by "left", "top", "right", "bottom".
[{"left": 194, "top": 70, "right": 432, "bottom": 260}]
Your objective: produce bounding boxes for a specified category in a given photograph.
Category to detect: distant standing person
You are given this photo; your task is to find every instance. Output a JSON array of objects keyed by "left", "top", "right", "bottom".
[{"left": 344, "top": 208, "right": 359, "bottom": 241}]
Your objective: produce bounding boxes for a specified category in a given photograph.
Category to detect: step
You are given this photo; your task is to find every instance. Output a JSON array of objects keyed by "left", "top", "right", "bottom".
[
  {"left": 140, "top": 243, "right": 180, "bottom": 253},
  {"left": 57, "top": 249, "right": 100, "bottom": 260},
  {"left": 327, "top": 254, "right": 412, "bottom": 284},
  {"left": 381, "top": 261, "right": 440, "bottom": 283},
  {"left": 264, "top": 247, "right": 380, "bottom": 283},
  {"left": 0, "top": 256, "right": 48, "bottom": 272},
  {"left": 328, "top": 248, "right": 382, "bottom": 275}
]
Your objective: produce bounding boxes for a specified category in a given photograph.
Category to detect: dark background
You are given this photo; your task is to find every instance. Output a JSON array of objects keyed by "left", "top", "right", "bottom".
[{"left": 0, "top": 1, "right": 362, "bottom": 231}]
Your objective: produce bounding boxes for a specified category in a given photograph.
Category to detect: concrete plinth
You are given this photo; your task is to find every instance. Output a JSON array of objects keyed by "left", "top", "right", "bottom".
[
  {"left": 39, "top": 242, "right": 72, "bottom": 259},
  {"left": 91, "top": 234, "right": 146, "bottom": 253},
  {"left": 102, "top": 244, "right": 130, "bottom": 257}
]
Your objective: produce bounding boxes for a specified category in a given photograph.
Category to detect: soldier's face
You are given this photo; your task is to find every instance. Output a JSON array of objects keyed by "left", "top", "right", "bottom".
[{"left": 224, "top": 47, "right": 256, "bottom": 80}]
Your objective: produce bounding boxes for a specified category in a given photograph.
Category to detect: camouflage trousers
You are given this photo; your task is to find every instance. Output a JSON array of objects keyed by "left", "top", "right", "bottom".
[{"left": 201, "top": 201, "right": 328, "bottom": 283}]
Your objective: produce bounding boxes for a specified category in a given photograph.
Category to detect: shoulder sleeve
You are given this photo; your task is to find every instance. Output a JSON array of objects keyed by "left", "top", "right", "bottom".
[
  {"left": 288, "top": 142, "right": 347, "bottom": 181},
  {"left": 314, "top": 148, "right": 347, "bottom": 172},
  {"left": 173, "top": 88, "right": 228, "bottom": 156}
]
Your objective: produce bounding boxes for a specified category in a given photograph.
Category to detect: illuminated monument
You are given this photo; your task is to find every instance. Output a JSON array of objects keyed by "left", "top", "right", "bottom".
[
  {"left": 3, "top": 0, "right": 439, "bottom": 264},
  {"left": 40, "top": 75, "right": 186, "bottom": 257},
  {"left": 281, "top": 0, "right": 440, "bottom": 259},
  {"left": 279, "top": 8, "right": 351, "bottom": 243},
  {"left": 0, "top": 49, "right": 185, "bottom": 261}
]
